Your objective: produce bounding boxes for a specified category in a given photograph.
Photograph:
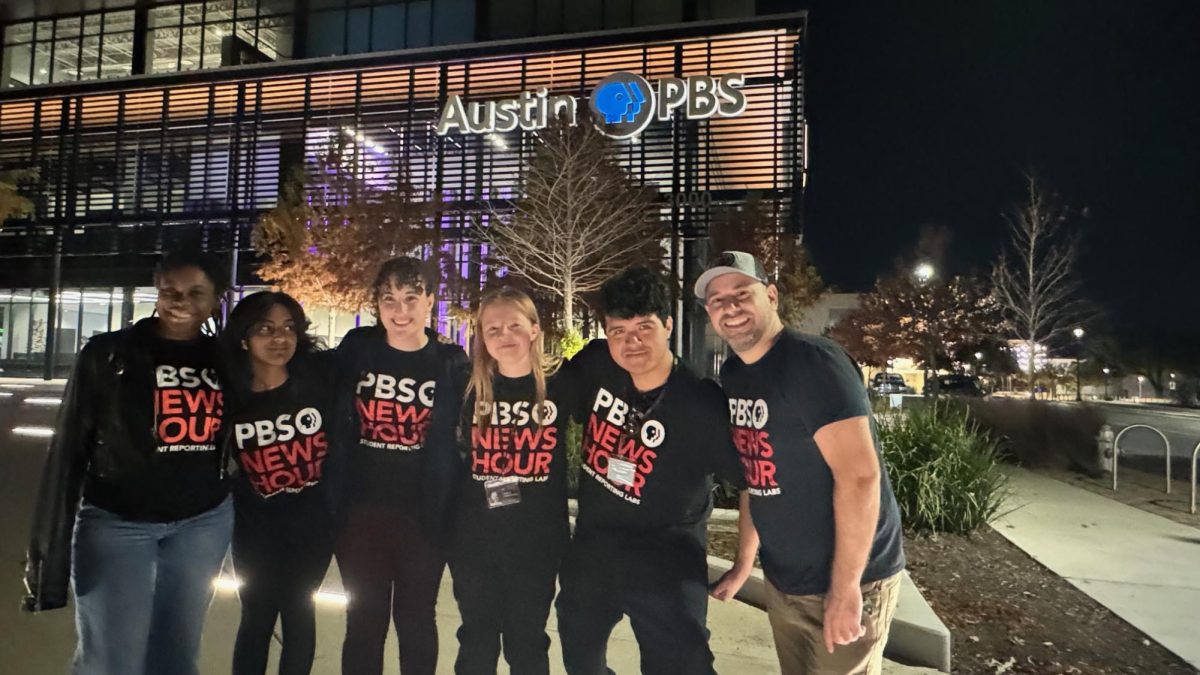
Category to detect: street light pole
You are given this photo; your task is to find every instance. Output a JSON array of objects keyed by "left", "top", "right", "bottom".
[
  {"left": 1072, "top": 327, "right": 1085, "bottom": 402},
  {"left": 1102, "top": 367, "right": 1111, "bottom": 400}
]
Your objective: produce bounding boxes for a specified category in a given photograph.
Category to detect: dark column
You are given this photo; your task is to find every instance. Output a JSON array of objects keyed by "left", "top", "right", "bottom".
[{"left": 132, "top": 1, "right": 150, "bottom": 76}]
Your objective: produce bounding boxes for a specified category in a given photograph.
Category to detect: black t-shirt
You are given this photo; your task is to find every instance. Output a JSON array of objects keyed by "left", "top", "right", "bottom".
[
  {"left": 720, "top": 329, "right": 906, "bottom": 596},
  {"left": 438, "top": 370, "right": 574, "bottom": 561},
  {"left": 84, "top": 330, "right": 229, "bottom": 521},
  {"left": 568, "top": 340, "right": 744, "bottom": 557},
  {"left": 225, "top": 372, "right": 331, "bottom": 531},
  {"left": 340, "top": 327, "right": 468, "bottom": 509}
]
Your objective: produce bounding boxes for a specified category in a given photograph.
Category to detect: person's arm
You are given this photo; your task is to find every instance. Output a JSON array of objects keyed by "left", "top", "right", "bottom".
[
  {"left": 24, "top": 339, "right": 101, "bottom": 612},
  {"left": 420, "top": 348, "right": 470, "bottom": 544},
  {"left": 813, "top": 414, "right": 880, "bottom": 653},
  {"left": 710, "top": 490, "right": 760, "bottom": 601}
]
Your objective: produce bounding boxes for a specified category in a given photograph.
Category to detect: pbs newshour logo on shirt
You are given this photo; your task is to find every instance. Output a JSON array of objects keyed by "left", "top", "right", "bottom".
[{"left": 729, "top": 398, "right": 770, "bottom": 429}]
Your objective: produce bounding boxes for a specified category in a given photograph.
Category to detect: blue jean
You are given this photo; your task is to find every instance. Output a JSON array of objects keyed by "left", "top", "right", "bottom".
[{"left": 70, "top": 496, "right": 234, "bottom": 675}]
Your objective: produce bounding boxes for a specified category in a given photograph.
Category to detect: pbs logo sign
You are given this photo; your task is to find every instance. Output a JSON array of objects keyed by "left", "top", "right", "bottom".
[{"left": 589, "top": 72, "right": 654, "bottom": 139}]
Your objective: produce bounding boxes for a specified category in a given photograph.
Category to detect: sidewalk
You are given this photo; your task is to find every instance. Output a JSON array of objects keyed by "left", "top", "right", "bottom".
[
  {"left": 6, "top": 561, "right": 935, "bottom": 674},
  {"left": 991, "top": 468, "right": 1200, "bottom": 670}
]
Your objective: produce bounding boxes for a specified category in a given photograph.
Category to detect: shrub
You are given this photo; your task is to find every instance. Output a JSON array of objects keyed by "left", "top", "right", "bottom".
[
  {"left": 560, "top": 330, "right": 586, "bottom": 359},
  {"left": 878, "top": 403, "right": 1008, "bottom": 535},
  {"left": 961, "top": 399, "right": 1103, "bottom": 475},
  {"left": 565, "top": 420, "right": 582, "bottom": 497}
]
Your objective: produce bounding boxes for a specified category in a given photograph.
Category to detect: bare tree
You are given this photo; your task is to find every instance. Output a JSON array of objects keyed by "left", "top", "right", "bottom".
[
  {"left": 992, "top": 173, "right": 1088, "bottom": 398},
  {"left": 253, "top": 139, "right": 441, "bottom": 337},
  {"left": 708, "top": 193, "right": 825, "bottom": 326},
  {"left": 483, "top": 117, "right": 663, "bottom": 333}
]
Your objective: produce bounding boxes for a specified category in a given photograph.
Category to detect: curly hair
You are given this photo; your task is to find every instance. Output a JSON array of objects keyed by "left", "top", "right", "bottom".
[
  {"left": 154, "top": 249, "right": 230, "bottom": 297},
  {"left": 220, "top": 291, "right": 324, "bottom": 403},
  {"left": 599, "top": 265, "right": 671, "bottom": 323},
  {"left": 369, "top": 256, "right": 437, "bottom": 317}
]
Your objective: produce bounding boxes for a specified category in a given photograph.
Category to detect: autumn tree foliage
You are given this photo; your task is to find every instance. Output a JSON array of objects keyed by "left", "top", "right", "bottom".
[
  {"left": 253, "top": 138, "right": 441, "bottom": 323},
  {"left": 828, "top": 273, "right": 1005, "bottom": 372},
  {"left": 707, "top": 193, "right": 825, "bottom": 326}
]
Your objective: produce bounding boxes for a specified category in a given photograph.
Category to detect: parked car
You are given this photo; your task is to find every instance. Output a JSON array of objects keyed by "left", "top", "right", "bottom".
[
  {"left": 924, "top": 374, "right": 985, "bottom": 397},
  {"left": 871, "top": 372, "right": 914, "bottom": 396}
]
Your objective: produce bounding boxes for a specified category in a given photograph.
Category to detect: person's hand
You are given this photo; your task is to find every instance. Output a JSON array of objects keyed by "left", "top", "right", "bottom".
[
  {"left": 709, "top": 564, "right": 753, "bottom": 602},
  {"left": 823, "top": 583, "right": 865, "bottom": 653}
]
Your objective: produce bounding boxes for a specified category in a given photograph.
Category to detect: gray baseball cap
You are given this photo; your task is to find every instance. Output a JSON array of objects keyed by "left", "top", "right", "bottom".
[{"left": 693, "top": 250, "right": 768, "bottom": 299}]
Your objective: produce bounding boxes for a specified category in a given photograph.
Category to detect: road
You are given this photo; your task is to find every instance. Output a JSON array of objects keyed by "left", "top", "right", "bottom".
[{"left": 1086, "top": 402, "right": 1200, "bottom": 463}]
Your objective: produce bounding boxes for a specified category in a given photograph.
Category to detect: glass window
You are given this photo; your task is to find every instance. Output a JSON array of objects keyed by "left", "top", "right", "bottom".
[
  {"left": 101, "top": 32, "right": 135, "bottom": 79},
  {"left": 32, "top": 43, "right": 51, "bottom": 85},
  {"left": 306, "top": 10, "right": 344, "bottom": 56},
  {"left": 2, "top": 10, "right": 139, "bottom": 88},
  {"left": 52, "top": 40, "right": 81, "bottom": 82},
  {"left": 80, "top": 35, "right": 101, "bottom": 80},
  {"left": 371, "top": 4, "right": 405, "bottom": 51},
  {"left": 9, "top": 296, "right": 33, "bottom": 361},
  {"left": 56, "top": 17, "right": 83, "bottom": 40},
  {"left": 80, "top": 290, "right": 114, "bottom": 342},
  {"left": 432, "top": 0, "right": 474, "bottom": 45},
  {"left": 84, "top": 14, "right": 104, "bottom": 36},
  {"left": 202, "top": 22, "right": 233, "bottom": 68},
  {"left": 406, "top": 0, "right": 431, "bottom": 48},
  {"left": 346, "top": 7, "right": 370, "bottom": 53},
  {"left": 57, "top": 292, "right": 82, "bottom": 358},
  {"left": 133, "top": 288, "right": 158, "bottom": 323},
  {"left": 2, "top": 43, "right": 33, "bottom": 87}
]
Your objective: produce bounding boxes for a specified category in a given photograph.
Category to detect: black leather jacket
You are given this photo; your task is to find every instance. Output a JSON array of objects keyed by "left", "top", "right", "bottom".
[{"left": 22, "top": 319, "right": 224, "bottom": 612}]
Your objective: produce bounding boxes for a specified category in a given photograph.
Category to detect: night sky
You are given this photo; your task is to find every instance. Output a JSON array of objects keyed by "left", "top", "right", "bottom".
[{"left": 798, "top": 0, "right": 1200, "bottom": 348}]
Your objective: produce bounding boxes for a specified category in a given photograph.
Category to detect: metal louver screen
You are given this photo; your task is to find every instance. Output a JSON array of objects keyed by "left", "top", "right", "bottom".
[{"left": 0, "top": 19, "right": 805, "bottom": 269}]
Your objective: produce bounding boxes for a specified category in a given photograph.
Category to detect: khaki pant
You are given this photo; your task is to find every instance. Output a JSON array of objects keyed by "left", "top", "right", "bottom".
[{"left": 764, "top": 572, "right": 902, "bottom": 675}]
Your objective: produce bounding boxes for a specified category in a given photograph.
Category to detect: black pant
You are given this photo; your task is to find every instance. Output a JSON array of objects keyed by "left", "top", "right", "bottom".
[
  {"left": 335, "top": 503, "right": 445, "bottom": 675},
  {"left": 232, "top": 512, "right": 334, "bottom": 675},
  {"left": 449, "top": 542, "right": 562, "bottom": 675},
  {"left": 555, "top": 531, "right": 715, "bottom": 675}
]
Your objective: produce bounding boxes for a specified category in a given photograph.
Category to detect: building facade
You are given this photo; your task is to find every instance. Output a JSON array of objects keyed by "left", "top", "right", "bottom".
[{"left": 0, "top": 1, "right": 807, "bottom": 376}]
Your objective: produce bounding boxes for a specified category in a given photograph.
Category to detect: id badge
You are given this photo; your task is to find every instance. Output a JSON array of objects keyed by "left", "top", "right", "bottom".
[
  {"left": 607, "top": 458, "right": 637, "bottom": 487},
  {"left": 484, "top": 477, "right": 521, "bottom": 509}
]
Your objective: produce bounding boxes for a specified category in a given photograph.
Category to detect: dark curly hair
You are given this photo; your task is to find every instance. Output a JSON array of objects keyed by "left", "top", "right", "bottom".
[
  {"left": 599, "top": 265, "right": 671, "bottom": 323},
  {"left": 154, "top": 249, "right": 230, "bottom": 297},
  {"left": 220, "top": 291, "right": 324, "bottom": 403},
  {"left": 370, "top": 256, "right": 437, "bottom": 317}
]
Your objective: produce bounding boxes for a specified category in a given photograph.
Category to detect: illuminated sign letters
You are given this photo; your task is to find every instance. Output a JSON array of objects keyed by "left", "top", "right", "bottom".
[{"left": 435, "top": 71, "right": 747, "bottom": 138}]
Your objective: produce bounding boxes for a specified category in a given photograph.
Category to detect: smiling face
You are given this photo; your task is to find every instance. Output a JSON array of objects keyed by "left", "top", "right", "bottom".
[
  {"left": 377, "top": 280, "right": 434, "bottom": 348},
  {"left": 704, "top": 272, "right": 778, "bottom": 354},
  {"left": 604, "top": 313, "right": 673, "bottom": 380},
  {"left": 246, "top": 303, "right": 298, "bottom": 371},
  {"left": 155, "top": 265, "right": 218, "bottom": 339},
  {"left": 480, "top": 300, "right": 540, "bottom": 376}
]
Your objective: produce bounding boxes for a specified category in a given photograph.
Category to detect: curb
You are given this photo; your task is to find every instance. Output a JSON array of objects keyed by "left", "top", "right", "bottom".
[{"left": 706, "top": 556, "right": 952, "bottom": 673}]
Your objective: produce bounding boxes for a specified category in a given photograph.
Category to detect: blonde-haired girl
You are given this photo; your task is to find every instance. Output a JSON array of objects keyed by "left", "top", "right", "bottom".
[{"left": 429, "top": 286, "right": 575, "bottom": 674}]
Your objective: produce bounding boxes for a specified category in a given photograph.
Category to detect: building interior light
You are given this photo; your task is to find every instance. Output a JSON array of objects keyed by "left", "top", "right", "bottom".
[
  {"left": 213, "top": 575, "right": 242, "bottom": 591},
  {"left": 24, "top": 397, "right": 63, "bottom": 406},
  {"left": 13, "top": 426, "right": 55, "bottom": 438},
  {"left": 1, "top": 383, "right": 36, "bottom": 389},
  {"left": 313, "top": 590, "right": 349, "bottom": 607}
]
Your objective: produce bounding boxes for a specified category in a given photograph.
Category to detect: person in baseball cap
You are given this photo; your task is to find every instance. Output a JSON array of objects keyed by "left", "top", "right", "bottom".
[
  {"left": 698, "top": 249, "right": 906, "bottom": 675},
  {"left": 693, "top": 250, "right": 768, "bottom": 300}
]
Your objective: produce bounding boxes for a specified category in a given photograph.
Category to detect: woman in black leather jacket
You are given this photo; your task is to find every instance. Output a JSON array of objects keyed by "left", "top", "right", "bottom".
[{"left": 24, "top": 250, "right": 233, "bottom": 675}]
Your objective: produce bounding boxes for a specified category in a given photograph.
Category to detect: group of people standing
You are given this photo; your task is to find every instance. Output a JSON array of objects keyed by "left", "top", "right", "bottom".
[{"left": 23, "top": 247, "right": 905, "bottom": 675}]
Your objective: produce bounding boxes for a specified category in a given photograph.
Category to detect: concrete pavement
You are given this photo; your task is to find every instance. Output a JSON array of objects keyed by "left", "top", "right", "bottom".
[{"left": 991, "top": 467, "right": 1200, "bottom": 670}]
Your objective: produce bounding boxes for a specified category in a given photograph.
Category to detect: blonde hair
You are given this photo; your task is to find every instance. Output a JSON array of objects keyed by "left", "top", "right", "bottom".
[{"left": 466, "top": 287, "right": 560, "bottom": 429}]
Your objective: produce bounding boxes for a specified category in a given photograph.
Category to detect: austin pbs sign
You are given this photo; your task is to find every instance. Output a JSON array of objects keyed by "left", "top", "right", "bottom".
[{"left": 435, "top": 72, "right": 747, "bottom": 139}]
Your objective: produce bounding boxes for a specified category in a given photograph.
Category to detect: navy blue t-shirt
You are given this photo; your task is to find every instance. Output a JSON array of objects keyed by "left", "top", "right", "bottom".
[{"left": 719, "top": 329, "right": 905, "bottom": 596}]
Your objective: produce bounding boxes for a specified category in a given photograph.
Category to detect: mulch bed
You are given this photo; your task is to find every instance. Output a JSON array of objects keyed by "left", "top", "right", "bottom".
[{"left": 708, "top": 528, "right": 1196, "bottom": 674}]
